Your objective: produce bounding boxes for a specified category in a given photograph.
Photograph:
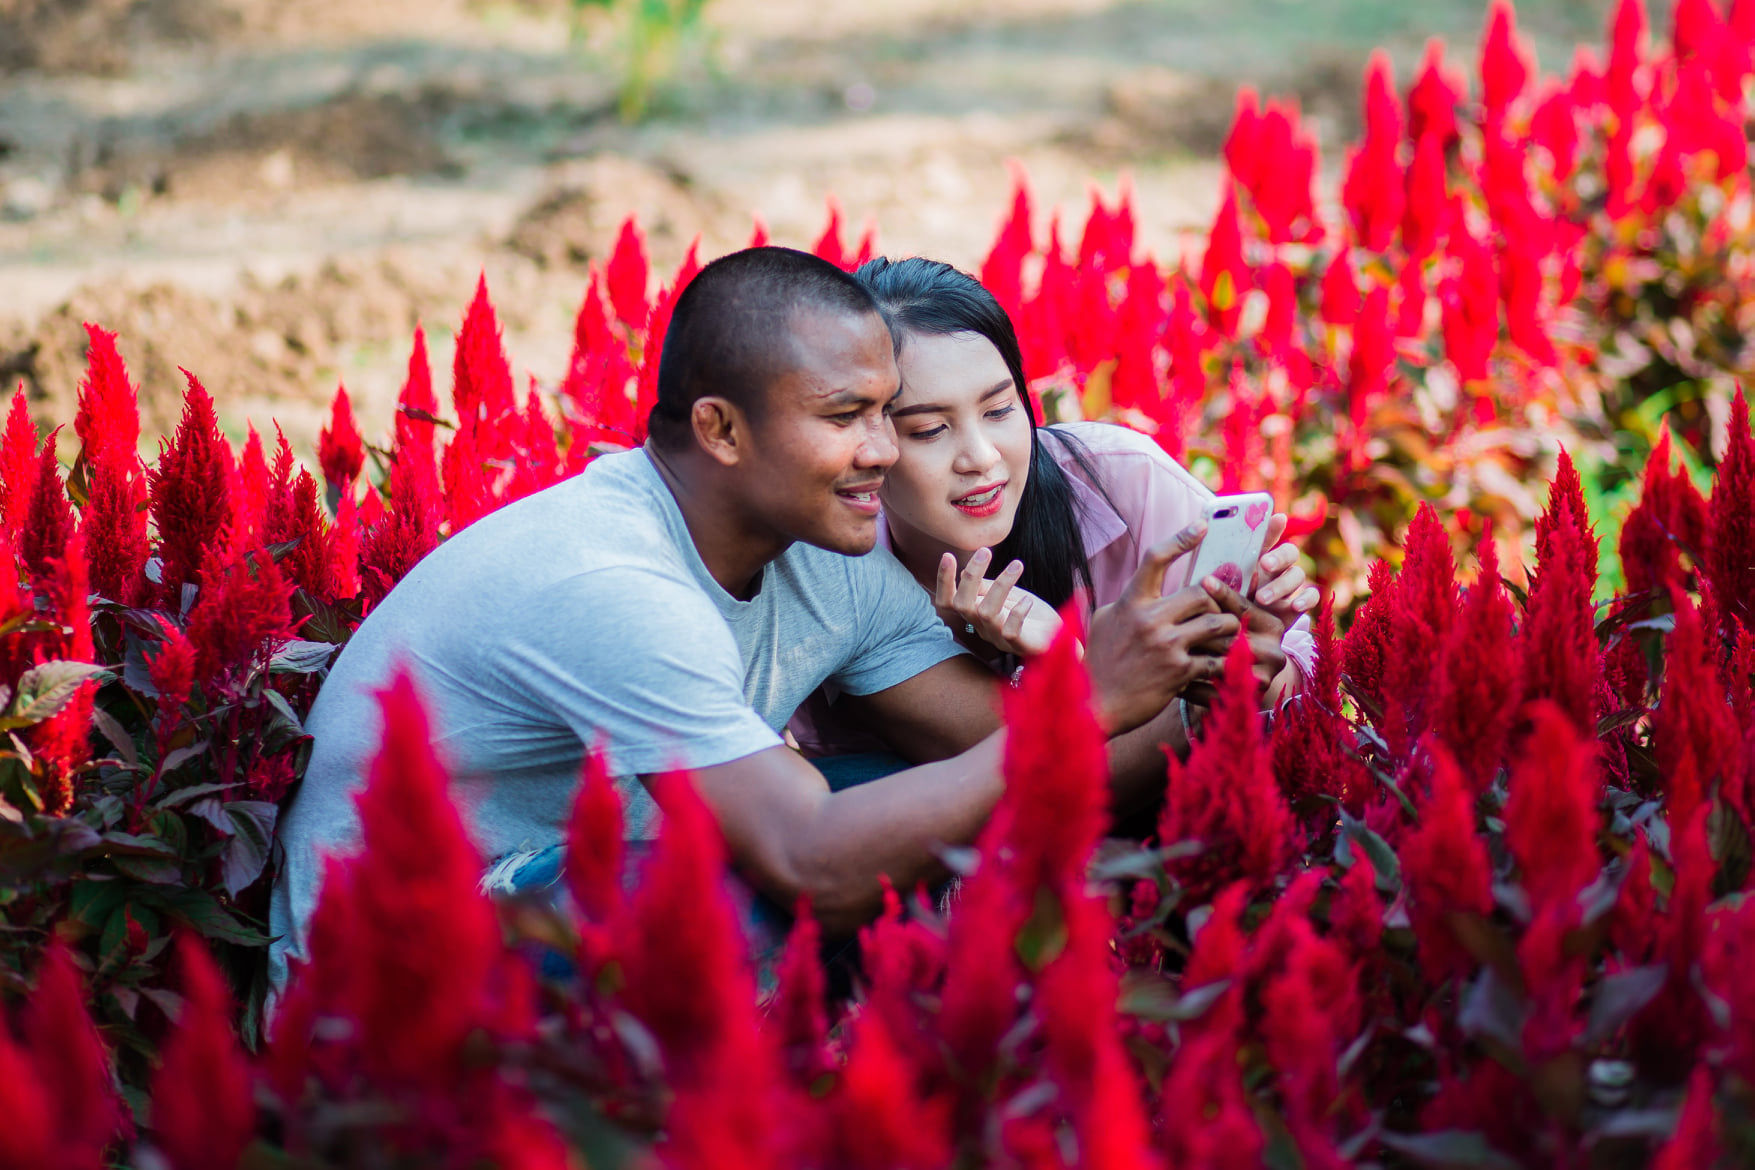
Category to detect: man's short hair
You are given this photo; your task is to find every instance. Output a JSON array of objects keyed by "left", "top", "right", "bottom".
[{"left": 646, "top": 247, "right": 884, "bottom": 448}]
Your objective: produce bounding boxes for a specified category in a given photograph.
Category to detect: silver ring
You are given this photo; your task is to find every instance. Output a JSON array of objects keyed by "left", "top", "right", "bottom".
[{"left": 964, "top": 622, "right": 976, "bottom": 634}]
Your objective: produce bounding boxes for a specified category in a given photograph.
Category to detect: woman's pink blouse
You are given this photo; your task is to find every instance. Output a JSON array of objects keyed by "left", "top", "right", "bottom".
[{"left": 788, "top": 420, "right": 1317, "bottom": 756}]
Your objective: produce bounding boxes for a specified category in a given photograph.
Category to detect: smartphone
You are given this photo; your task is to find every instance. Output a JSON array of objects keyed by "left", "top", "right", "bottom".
[{"left": 1180, "top": 492, "right": 1274, "bottom": 598}]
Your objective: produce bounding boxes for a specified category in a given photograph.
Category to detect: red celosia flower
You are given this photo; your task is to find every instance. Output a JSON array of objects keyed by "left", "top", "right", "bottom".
[
  {"left": 453, "top": 275, "right": 517, "bottom": 443},
  {"left": 1346, "top": 285, "right": 1394, "bottom": 467},
  {"left": 1340, "top": 558, "right": 1396, "bottom": 717},
  {"left": 317, "top": 383, "right": 365, "bottom": 491},
  {"left": 1273, "top": 597, "right": 1370, "bottom": 816},
  {"left": 1261, "top": 921, "right": 1359, "bottom": 1164},
  {"left": 1330, "top": 849, "right": 1383, "bottom": 959},
  {"left": 606, "top": 214, "right": 652, "bottom": 332},
  {"left": 19, "top": 942, "right": 123, "bottom": 1165},
  {"left": 855, "top": 878, "right": 946, "bottom": 1070},
  {"left": 19, "top": 427, "right": 74, "bottom": 585},
  {"left": 1408, "top": 38, "right": 1463, "bottom": 146},
  {"left": 1655, "top": 1066, "right": 1722, "bottom": 1170},
  {"left": 1531, "top": 84, "right": 1579, "bottom": 181},
  {"left": 1380, "top": 503, "right": 1459, "bottom": 747},
  {"left": 1400, "top": 744, "right": 1492, "bottom": 983},
  {"left": 345, "top": 665, "right": 500, "bottom": 1086},
  {"left": 631, "top": 239, "right": 703, "bottom": 443},
  {"left": 563, "top": 745, "right": 623, "bottom": 972},
  {"left": 1479, "top": 0, "right": 1531, "bottom": 122},
  {"left": 1021, "top": 215, "right": 1073, "bottom": 381},
  {"left": 1653, "top": 591, "right": 1738, "bottom": 830},
  {"left": 1504, "top": 700, "right": 1601, "bottom": 914},
  {"left": 1520, "top": 487, "right": 1600, "bottom": 740},
  {"left": 561, "top": 271, "right": 640, "bottom": 451},
  {"left": 151, "top": 934, "right": 256, "bottom": 1170},
  {"left": 980, "top": 164, "right": 1035, "bottom": 325},
  {"left": 1319, "top": 249, "right": 1359, "bottom": 327},
  {"left": 1705, "top": 894, "right": 1755, "bottom": 1088},
  {"left": 1341, "top": 53, "right": 1406, "bottom": 252},
  {"left": 148, "top": 616, "right": 197, "bottom": 731},
  {"left": 1160, "top": 1022, "right": 1264, "bottom": 1170},
  {"left": 1036, "top": 893, "right": 1159, "bottom": 1170},
  {"left": 75, "top": 325, "right": 149, "bottom": 604},
  {"left": 0, "top": 387, "right": 40, "bottom": 535},
  {"left": 1112, "top": 262, "right": 1167, "bottom": 411},
  {"left": 1430, "top": 532, "right": 1522, "bottom": 790},
  {"left": 1162, "top": 637, "right": 1295, "bottom": 901},
  {"left": 149, "top": 371, "right": 235, "bottom": 609},
  {"left": 1402, "top": 130, "right": 1449, "bottom": 260},
  {"left": 1517, "top": 902, "right": 1587, "bottom": 1063},
  {"left": 1223, "top": 88, "right": 1262, "bottom": 191},
  {"left": 1200, "top": 183, "right": 1249, "bottom": 336},
  {"left": 1620, "top": 427, "right": 1707, "bottom": 598},
  {"left": 1607, "top": 0, "right": 1648, "bottom": 117},
  {"left": 0, "top": 1015, "right": 59, "bottom": 1170},
  {"left": 810, "top": 1008, "right": 950, "bottom": 1170},
  {"left": 1250, "top": 101, "right": 1321, "bottom": 245},
  {"left": 1706, "top": 391, "right": 1755, "bottom": 632},
  {"left": 1570, "top": 44, "right": 1606, "bottom": 108},
  {"left": 766, "top": 897, "right": 831, "bottom": 1087},
  {"left": 185, "top": 548, "right": 295, "bottom": 685},
  {"left": 393, "top": 325, "right": 443, "bottom": 488},
  {"left": 1440, "top": 218, "right": 1499, "bottom": 383},
  {"left": 811, "top": 198, "right": 851, "bottom": 271},
  {"left": 999, "top": 609, "right": 1109, "bottom": 894}
]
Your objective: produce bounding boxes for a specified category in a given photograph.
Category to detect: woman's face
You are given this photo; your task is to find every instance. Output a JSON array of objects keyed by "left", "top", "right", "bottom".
[{"left": 880, "top": 329, "right": 1034, "bottom": 558}]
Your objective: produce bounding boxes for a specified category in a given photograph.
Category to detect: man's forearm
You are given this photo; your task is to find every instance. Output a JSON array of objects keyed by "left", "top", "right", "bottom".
[
  {"left": 1105, "top": 699, "right": 1192, "bottom": 820},
  {"left": 787, "top": 731, "right": 1007, "bottom": 936}
]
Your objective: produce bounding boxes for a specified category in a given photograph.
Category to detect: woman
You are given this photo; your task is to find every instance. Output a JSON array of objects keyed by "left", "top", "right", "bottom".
[{"left": 792, "top": 257, "right": 1318, "bottom": 760}]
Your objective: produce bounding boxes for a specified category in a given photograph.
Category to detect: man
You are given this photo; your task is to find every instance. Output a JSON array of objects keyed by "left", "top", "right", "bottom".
[{"left": 269, "top": 247, "right": 1241, "bottom": 987}]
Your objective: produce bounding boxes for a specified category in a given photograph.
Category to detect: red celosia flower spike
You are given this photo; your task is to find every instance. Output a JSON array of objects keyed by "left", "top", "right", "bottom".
[
  {"left": 19, "top": 942, "right": 123, "bottom": 1165},
  {"left": 812, "top": 197, "right": 849, "bottom": 270},
  {"left": 1653, "top": 590, "right": 1738, "bottom": 830},
  {"left": 317, "top": 383, "right": 365, "bottom": 492},
  {"left": 150, "top": 934, "right": 256, "bottom": 1170},
  {"left": 185, "top": 548, "right": 296, "bottom": 685},
  {"left": 1520, "top": 471, "right": 1601, "bottom": 740},
  {"left": 0, "top": 1017, "right": 59, "bottom": 1170},
  {"left": 345, "top": 665, "right": 501, "bottom": 1086},
  {"left": 605, "top": 214, "right": 652, "bottom": 332},
  {"left": 1400, "top": 744, "right": 1493, "bottom": 983},
  {"left": 812, "top": 1008, "right": 950, "bottom": 1170},
  {"left": 1342, "top": 52, "right": 1406, "bottom": 252},
  {"left": 1479, "top": 0, "right": 1532, "bottom": 122},
  {"left": 564, "top": 745, "right": 624, "bottom": 971},
  {"left": 1655, "top": 1066, "right": 1722, "bottom": 1170},
  {"left": 19, "top": 426, "right": 75, "bottom": 585},
  {"left": 149, "top": 371, "right": 235, "bottom": 609},
  {"left": 980, "top": 163, "right": 1035, "bottom": 324},
  {"left": 1223, "top": 87, "right": 1263, "bottom": 191},
  {"left": 0, "top": 387, "right": 39, "bottom": 535},
  {"left": 1504, "top": 700, "right": 1602, "bottom": 914},
  {"left": 1200, "top": 182, "right": 1250, "bottom": 336},
  {"left": 74, "top": 326, "right": 149, "bottom": 603},
  {"left": 1408, "top": 38, "right": 1464, "bottom": 146},
  {"left": 1620, "top": 427, "right": 1707, "bottom": 597},
  {"left": 766, "top": 897, "right": 832, "bottom": 1088},
  {"left": 1707, "top": 391, "right": 1755, "bottom": 632},
  {"left": 1162, "top": 636, "right": 1295, "bottom": 901},
  {"left": 1402, "top": 130, "right": 1449, "bottom": 259},
  {"left": 1430, "top": 531, "right": 1522, "bottom": 790}
]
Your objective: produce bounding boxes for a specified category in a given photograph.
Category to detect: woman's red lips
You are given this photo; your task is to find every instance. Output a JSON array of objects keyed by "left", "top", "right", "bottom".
[{"left": 952, "top": 482, "right": 1007, "bottom": 517}]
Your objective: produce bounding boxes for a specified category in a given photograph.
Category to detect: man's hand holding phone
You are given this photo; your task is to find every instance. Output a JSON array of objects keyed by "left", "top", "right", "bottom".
[{"left": 1183, "top": 510, "right": 1319, "bottom": 707}]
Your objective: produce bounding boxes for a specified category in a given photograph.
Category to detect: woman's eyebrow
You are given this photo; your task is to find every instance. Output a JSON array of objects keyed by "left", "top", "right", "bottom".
[{"left": 891, "top": 379, "right": 1014, "bottom": 418}]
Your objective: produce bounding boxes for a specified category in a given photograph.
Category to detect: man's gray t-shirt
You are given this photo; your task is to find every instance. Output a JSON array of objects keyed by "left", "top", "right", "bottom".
[{"left": 268, "top": 447, "right": 961, "bottom": 987}]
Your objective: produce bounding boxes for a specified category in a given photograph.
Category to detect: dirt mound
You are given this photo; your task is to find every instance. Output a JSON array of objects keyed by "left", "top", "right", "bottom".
[
  {"left": 0, "top": 252, "right": 492, "bottom": 447},
  {"left": 73, "top": 88, "right": 461, "bottom": 203}
]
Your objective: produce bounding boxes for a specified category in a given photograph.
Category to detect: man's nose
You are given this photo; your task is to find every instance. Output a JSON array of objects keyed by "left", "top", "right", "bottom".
[{"left": 856, "top": 414, "right": 899, "bottom": 470}]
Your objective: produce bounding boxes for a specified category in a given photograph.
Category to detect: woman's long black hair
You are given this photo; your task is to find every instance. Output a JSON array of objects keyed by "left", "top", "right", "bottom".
[{"left": 854, "top": 256, "right": 1109, "bottom": 611}]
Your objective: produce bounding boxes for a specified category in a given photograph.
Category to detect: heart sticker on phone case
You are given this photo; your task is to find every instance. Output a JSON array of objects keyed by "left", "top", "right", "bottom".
[
  {"left": 1244, "top": 502, "right": 1269, "bottom": 531},
  {"left": 1212, "top": 563, "right": 1244, "bottom": 591}
]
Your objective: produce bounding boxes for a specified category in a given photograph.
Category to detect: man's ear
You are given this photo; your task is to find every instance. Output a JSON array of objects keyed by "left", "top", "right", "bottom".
[{"left": 691, "top": 396, "right": 747, "bottom": 467}]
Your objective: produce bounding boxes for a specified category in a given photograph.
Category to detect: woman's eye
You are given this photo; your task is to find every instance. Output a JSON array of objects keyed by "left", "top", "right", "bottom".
[
  {"left": 985, "top": 404, "right": 1017, "bottom": 421},
  {"left": 907, "top": 425, "right": 947, "bottom": 440}
]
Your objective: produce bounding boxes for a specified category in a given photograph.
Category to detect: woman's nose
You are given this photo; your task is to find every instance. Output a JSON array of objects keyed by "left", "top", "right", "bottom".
[{"left": 952, "top": 426, "right": 1000, "bottom": 475}]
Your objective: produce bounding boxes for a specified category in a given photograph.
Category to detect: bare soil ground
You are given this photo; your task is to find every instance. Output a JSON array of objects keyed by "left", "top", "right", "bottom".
[{"left": 0, "top": 0, "right": 1614, "bottom": 456}]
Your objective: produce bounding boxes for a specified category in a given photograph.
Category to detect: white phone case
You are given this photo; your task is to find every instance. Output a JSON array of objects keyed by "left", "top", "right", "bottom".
[{"left": 1181, "top": 492, "right": 1275, "bottom": 597}]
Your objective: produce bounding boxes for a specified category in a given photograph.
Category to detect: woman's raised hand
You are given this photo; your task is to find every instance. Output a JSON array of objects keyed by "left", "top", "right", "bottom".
[
  {"left": 934, "top": 548, "right": 1064, "bottom": 658},
  {"left": 1251, "top": 513, "right": 1320, "bottom": 629}
]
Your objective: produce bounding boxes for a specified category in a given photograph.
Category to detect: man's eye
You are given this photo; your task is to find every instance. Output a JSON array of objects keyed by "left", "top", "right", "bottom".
[{"left": 830, "top": 411, "right": 862, "bottom": 424}]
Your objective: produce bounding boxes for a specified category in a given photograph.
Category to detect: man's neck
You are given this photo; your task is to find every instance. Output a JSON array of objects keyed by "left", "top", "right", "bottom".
[{"left": 646, "top": 445, "right": 789, "bottom": 600}]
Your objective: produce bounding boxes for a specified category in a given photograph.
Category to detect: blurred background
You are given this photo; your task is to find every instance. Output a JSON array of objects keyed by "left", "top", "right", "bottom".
[{"left": 0, "top": 0, "right": 1615, "bottom": 455}]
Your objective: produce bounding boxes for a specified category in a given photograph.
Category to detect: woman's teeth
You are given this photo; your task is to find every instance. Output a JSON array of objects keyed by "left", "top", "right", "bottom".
[{"left": 956, "top": 486, "right": 1002, "bottom": 506}]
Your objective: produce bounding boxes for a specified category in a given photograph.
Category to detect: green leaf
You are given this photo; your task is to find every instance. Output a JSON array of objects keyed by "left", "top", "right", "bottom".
[
  {"left": 1117, "top": 971, "right": 1232, "bottom": 1022},
  {"left": 1376, "top": 1130, "right": 1519, "bottom": 1169},
  {"left": 134, "top": 886, "right": 271, "bottom": 948},
  {"left": 269, "top": 640, "right": 337, "bottom": 675},
  {"left": 157, "top": 781, "right": 237, "bottom": 809},
  {"left": 0, "top": 661, "right": 107, "bottom": 730},
  {"left": 1339, "top": 809, "right": 1402, "bottom": 894},
  {"left": 99, "top": 831, "right": 179, "bottom": 858}
]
